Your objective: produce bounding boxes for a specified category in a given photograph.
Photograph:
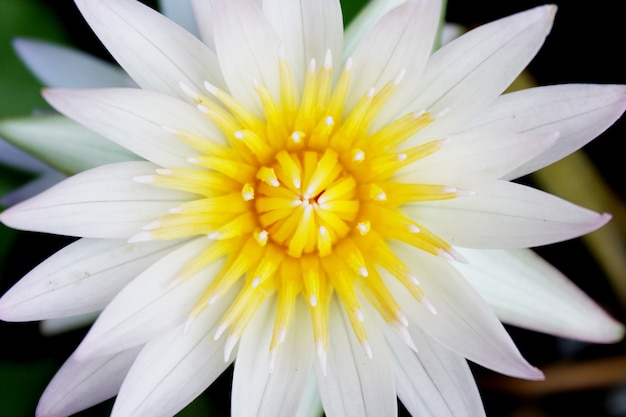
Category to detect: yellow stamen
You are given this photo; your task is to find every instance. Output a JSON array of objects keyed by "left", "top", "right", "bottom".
[{"left": 135, "top": 53, "right": 463, "bottom": 369}]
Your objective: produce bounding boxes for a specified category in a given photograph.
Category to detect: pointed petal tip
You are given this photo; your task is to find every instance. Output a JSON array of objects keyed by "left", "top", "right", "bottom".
[
  {"left": 596, "top": 212, "right": 613, "bottom": 230},
  {"left": 585, "top": 316, "right": 625, "bottom": 344},
  {"left": 0, "top": 288, "right": 29, "bottom": 323},
  {"left": 610, "top": 322, "right": 626, "bottom": 343},
  {"left": 525, "top": 365, "right": 546, "bottom": 381},
  {"left": 0, "top": 205, "right": 21, "bottom": 230},
  {"left": 603, "top": 322, "right": 625, "bottom": 344},
  {"left": 11, "top": 37, "right": 33, "bottom": 54}
]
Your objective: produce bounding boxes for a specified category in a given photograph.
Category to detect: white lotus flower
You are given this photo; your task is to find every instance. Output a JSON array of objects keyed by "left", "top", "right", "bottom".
[{"left": 0, "top": 0, "right": 624, "bottom": 416}]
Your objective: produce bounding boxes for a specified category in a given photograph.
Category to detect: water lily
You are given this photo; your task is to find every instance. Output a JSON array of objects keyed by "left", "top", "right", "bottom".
[{"left": 0, "top": 0, "right": 624, "bottom": 416}]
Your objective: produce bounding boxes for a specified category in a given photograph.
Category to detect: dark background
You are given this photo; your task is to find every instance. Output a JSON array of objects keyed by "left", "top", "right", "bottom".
[{"left": 1, "top": 1, "right": 624, "bottom": 416}]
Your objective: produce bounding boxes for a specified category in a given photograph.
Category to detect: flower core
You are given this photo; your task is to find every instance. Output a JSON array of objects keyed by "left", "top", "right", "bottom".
[{"left": 134, "top": 49, "right": 460, "bottom": 367}]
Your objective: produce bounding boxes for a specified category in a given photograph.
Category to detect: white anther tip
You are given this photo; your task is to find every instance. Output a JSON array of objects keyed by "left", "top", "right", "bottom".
[
  {"left": 132, "top": 175, "right": 155, "bottom": 184},
  {"left": 422, "top": 296, "right": 437, "bottom": 315},
  {"left": 203, "top": 80, "right": 219, "bottom": 95},
  {"left": 224, "top": 335, "right": 239, "bottom": 362},
  {"left": 434, "top": 107, "right": 450, "bottom": 118},
  {"left": 396, "top": 325, "right": 418, "bottom": 352},
  {"left": 234, "top": 130, "right": 245, "bottom": 140},
  {"left": 178, "top": 81, "right": 200, "bottom": 100},
  {"left": 359, "top": 266, "right": 368, "bottom": 277},
  {"left": 362, "top": 341, "right": 373, "bottom": 359},
  {"left": 291, "top": 131, "right": 303, "bottom": 143},
  {"left": 142, "top": 220, "right": 161, "bottom": 231},
  {"left": 397, "top": 311, "right": 409, "bottom": 327},
  {"left": 156, "top": 168, "right": 172, "bottom": 176},
  {"left": 208, "top": 293, "right": 220, "bottom": 305},
  {"left": 408, "top": 224, "right": 420, "bottom": 233},
  {"left": 167, "top": 276, "right": 183, "bottom": 290},
  {"left": 183, "top": 315, "right": 195, "bottom": 335},
  {"left": 353, "top": 150, "right": 365, "bottom": 162},
  {"left": 214, "top": 323, "right": 228, "bottom": 341},
  {"left": 456, "top": 188, "right": 476, "bottom": 197},
  {"left": 408, "top": 273, "right": 420, "bottom": 286},
  {"left": 412, "top": 110, "right": 426, "bottom": 118},
  {"left": 309, "top": 295, "right": 317, "bottom": 307},
  {"left": 160, "top": 125, "right": 179, "bottom": 135},
  {"left": 316, "top": 341, "right": 328, "bottom": 376},
  {"left": 323, "top": 49, "right": 333, "bottom": 70},
  {"left": 268, "top": 350, "right": 278, "bottom": 374},
  {"left": 128, "top": 231, "right": 153, "bottom": 243},
  {"left": 355, "top": 309, "right": 364, "bottom": 322},
  {"left": 394, "top": 68, "right": 407, "bottom": 85},
  {"left": 344, "top": 56, "right": 353, "bottom": 71}
]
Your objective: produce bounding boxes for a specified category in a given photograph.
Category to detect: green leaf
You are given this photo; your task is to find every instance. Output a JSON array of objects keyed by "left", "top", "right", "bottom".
[
  {"left": 0, "top": 0, "right": 66, "bottom": 117},
  {"left": 177, "top": 394, "right": 216, "bottom": 417},
  {"left": 0, "top": 360, "right": 57, "bottom": 417}
]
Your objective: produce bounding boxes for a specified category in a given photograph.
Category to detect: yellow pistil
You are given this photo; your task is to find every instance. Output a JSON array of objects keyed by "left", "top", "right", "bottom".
[{"left": 136, "top": 49, "right": 463, "bottom": 368}]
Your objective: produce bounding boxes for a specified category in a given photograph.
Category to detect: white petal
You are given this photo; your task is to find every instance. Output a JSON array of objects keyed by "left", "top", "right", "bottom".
[
  {"left": 36, "top": 347, "right": 140, "bottom": 417},
  {"left": 74, "top": 237, "right": 220, "bottom": 359},
  {"left": 384, "top": 325, "right": 485, "bottom": 417},
  {"left": 347, "top": 0, "right": 441, "bottom": 125},
  {"left": 315, "top": 298, "right": 397, "bottom": 417},
  {"left": 158, "top": 0, "right": 200, "bottom": 38},
  {"left": 232, "top": 297, "right": 314, "bottom": 417},
  {"left": 13, "top": 38, "right": 135, "bottom": 89},
  {"left": 466, "top": 84, "right": 626, "bottom": 179},
  {"left": 192, "top": 0, "right": 264, "bottom": 51},
  {"left": 456, "top": 248, "right": 625, "bottom": 343},
  {"left": 405, "top": 180, "right": 611, "bottom": 249},
  {"left": 212, "top": 0, "right": 280, "bottom": 114},
  {"left": 190, "top": 0, "right": 217, "bottom": 49},
  {"left": 395, "top": 131, "right": 558, "bottom": 187},
  {"left": 111, "top": 285, "right": 238, "bottom": 417},
  {"left": 0, "top": 115, "right": 140, "bottom": 175},
  {"left": 263, "top": 0, "right": 343, "bottom": 95},
  {"left": 342, "top": 0, "right": 405, "bottom": 58},
  {"left": 0, "top": 238, "right": 184, "bottom": 321},
  {"left": 43, "top": 88, "right": 225, "bottom": 168},
  {"left": 74, "top": 0, "right": 225, "bottom": 99},
  {"left": 404, "top": 5, "right": 556, "bottom": 146},
  {"left": 0, "top": 162, "right": 191, "bottom": 238},
  {"left": 389, "top": 244, "right": 544, "bottom": 380}
]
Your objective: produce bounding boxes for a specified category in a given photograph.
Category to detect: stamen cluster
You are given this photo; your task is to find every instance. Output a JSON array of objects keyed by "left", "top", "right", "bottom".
[{"left": 133, "top": 48, "right": 459, "bottom": 371}]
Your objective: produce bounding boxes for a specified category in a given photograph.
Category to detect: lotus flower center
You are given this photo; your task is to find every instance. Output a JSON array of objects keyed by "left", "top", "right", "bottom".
[{"left": 254, "top": 149, "right": 358, "bottom": 258}]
